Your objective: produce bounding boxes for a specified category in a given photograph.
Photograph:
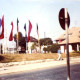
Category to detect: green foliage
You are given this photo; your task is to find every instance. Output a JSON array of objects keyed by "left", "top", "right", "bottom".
[
  {"left": 14, "top": 32, "right": 26, "bottom": 50},
  {"left": 14, "top": 32, "right": 23, "bottom": 42},
  {"left": 14, "top": 32, "right": 38, "bottom": 51},
  {"left": 47, "top": 46, "right": 52, "bottom": 52},
  {"left": 43, "top": 47, "right": 47, "bottom": 53},
  {"left": 43, "top": 44, "right": 59, "bottom": 53},
  {"left": 31, "top": 42, "right": 37, "bottom": 50},
  {"left": 40, "top": 38, "right": 53, "bottom": 46},
  {"left": 50, "top": 44, "right": 59, "bottom": 53}
]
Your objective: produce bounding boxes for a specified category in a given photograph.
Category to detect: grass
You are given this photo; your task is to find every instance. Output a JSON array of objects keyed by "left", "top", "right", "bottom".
[{"left": 0, "top": 52, "right": 80, "bottom": 63}]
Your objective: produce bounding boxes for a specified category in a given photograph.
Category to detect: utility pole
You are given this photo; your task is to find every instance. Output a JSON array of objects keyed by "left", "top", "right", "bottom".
[{"left": 44, "top": 32, "right": 46, "bottom": 38}]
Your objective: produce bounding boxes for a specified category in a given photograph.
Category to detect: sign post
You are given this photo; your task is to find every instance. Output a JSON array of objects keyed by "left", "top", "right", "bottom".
[
  {"left": 59, "top": 8, "right": 71, "bottom": 80},
  {"left": 65, "top": 8, "right": 71, "bottom": 80}
]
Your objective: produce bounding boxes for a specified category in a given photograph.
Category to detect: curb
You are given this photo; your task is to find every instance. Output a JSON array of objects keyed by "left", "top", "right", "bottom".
[
  {"left": 0, "top": 59, "right": 54, "bottom": 68},
  {"left": 0, "top": 56, "right": 80, "bottom": 68}
]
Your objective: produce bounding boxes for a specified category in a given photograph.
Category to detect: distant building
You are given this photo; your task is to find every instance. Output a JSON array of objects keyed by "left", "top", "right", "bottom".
[
  {"left": 27, "top": 36, "right": 38, "bottom": 54},
  {"left": 55, "top": 27, "right": 80, "bottom": 53}
]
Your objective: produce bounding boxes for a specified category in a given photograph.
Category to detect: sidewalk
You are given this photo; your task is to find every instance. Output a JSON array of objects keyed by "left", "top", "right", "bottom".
[{"left": 0, "top": 57, "right": 80, "bottom": 75}]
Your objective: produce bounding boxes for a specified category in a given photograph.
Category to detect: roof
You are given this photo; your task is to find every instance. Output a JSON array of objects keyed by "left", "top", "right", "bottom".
[{"left": 55, "top": 27, "right": 80, "bottom": 44}]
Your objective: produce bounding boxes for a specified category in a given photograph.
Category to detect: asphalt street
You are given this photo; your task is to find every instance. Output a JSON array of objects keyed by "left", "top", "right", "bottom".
[{"left": 0, "top": 63, "right": 80, "bottom": 80}]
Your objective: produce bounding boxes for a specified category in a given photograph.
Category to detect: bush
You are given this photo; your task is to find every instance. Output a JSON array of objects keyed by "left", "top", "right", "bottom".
[
  {"left": 43, "top": 47, "right": 47, "bottom": 53},
  {"left": 43, "top": 44, "right": 59, "bottom": 53},
  {"left": 50, "top": 44, "right": 59, "bottom": 53}
]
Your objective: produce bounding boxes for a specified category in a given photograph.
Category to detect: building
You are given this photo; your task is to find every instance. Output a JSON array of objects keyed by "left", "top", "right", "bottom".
[
  {"left": 27, "top": 36, "right": 38, "bottom": 53},
  {"left": 55, "top": 27, "right": 80, "bottom": 53}
]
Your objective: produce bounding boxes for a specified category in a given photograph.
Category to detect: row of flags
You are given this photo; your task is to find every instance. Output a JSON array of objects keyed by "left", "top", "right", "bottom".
[
  {"left": 0, "top": 15, "right": 39, "bottom": 43},
  {"left": 23, "top": 20, "right": 32, "bottom": 42}
]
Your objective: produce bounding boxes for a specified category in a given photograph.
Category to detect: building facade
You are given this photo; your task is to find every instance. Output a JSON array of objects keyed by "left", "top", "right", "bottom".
[{"left": 55, "top": 27, "right": 80, "bottom": 53}]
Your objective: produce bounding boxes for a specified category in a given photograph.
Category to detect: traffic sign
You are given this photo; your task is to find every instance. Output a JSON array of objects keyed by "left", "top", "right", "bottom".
[
  {"left": 59, "top": 8, "right": 70, "bottom": 30},
  {"left": 59, "top": 8, "right": 71, "bottom": 80}
]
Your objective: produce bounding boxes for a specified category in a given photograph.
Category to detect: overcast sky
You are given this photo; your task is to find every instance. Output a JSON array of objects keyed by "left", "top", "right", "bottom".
[{"left": 0, "top": 0, "right": 80, "bottom": 46}]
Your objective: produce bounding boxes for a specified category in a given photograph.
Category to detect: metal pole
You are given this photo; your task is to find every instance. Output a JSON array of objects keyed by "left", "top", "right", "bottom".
[
  {"left": 0, "top": 42, "right": 2, "bottom": 54},
  {"left": 26, "top": 42, "right": 27, "bottom": 53},
  {"left": 25, "top": 28, "right": 27, "bottom": 54},
  {"left": 5, "top": 30, "right": 7, "bottom": 54},
  {"left": 65, "top": 8, "right": 71, "bottom": 80},
  {"left": 44, "top": 32, "right": 46, "bottom": 38},
  {"left": 38, "top": 39, "right": 41, "bottom": 53},
  {"left": 0, "top": 44, "right": 1, "bottom": 54},
  {"left": 13, "top": 39, "right": 14, "bottom": 54},
  {"left": 17, "top": 39, "right": 19, "bottom": 53},
  {"left": 37, "top": 32, "right": 40, "bottom": 53}
]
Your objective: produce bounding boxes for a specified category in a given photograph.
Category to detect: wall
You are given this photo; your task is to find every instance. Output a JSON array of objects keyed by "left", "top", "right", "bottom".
[{"left": 60, "top": 44, "right": 73, "bottom": 53}]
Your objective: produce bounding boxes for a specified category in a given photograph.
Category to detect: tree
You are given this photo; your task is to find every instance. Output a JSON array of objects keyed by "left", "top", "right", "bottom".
[
  {"left": 14, "top": 32, "right": 38, "bottom": 52},
  {"left": 47, "top": 46, "right": 52, "bottom": 53},
  {"left": 31, "top": 42, "right": 38, "bottom": 50},
  {"left": 43, "top": 47, "right": 47, "bottom": 53},
  {"left": 14, "top": 32, "right": 26, "bottom": 50},
  {"left": 14, "top": 32, "right": 23, "bottom": 42},
  {"left": 49, "top": 44, "right": 59, "bottom": 53},
  {"left": 43, "top": 44, "right": 59, "bottom": 53},
  {"left": 40, "top": 38, "right": 53, "bottom": 46}
]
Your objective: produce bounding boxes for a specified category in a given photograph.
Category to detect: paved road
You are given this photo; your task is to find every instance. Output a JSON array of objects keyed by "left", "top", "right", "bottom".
[{"left": 0, "top": 63, "right": 80, "bottom": 80}]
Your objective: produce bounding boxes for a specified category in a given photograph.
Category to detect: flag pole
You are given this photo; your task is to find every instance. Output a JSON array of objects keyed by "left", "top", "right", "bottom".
[
  {"left": 1, "top": 15, "right": 4, "bottom": 54},
  {"left": 0, "top": 43, "right": 3, "bottom": 54},
  {"left": 25, "top": 29, "right": 27, "bottom": 54},
  {"left": 12, "top": 39, "right": 14, "bottom": 54},
  {"left": 17, "top": 33, "right": 19, "bottom": 53},
  {"left": 39, "top": 39, "right": 41, "bottom": 53},
  {"left": 13, "top": 27, "right": 14, "bottom": 54},
  {"left": 26, "top": 40, "right": 27, "bottom": 54},
  {"left": 5, "top": 27, "right": 7, "bottom": 54},
  {"left": 0, "top": 43, "right": 1, "bottom": 54},
  {"left": 37, "top": 24, "right": 40, "bottom": 53},
  {"left": 38, "top": 35, "right": 40, "bottom": 53},
  {"left": 27, "top": 20, "right": 32, "bottom": 54},
  {"left": 11, "top": 22, "right": 14, "bottom": 54},
  {"left": 13, "top": 24, "right": 14, "bottom": 54},
  {"left": 17, "top": 18, "right": 19, "bottom": 54},
  {"left": 0, "top": 19, "right": 1, "bottom": 54},
  {"left": 0, "top": 44, "right": 1, "bottom": 54},
  {"left": 24, "top": 23, "right": 27, "bottom": 54}
]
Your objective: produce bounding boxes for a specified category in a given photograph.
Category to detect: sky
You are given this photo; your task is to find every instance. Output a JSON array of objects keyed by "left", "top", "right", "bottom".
[{"left": 0, "top": 0, "right": 80, "bottom": 47}]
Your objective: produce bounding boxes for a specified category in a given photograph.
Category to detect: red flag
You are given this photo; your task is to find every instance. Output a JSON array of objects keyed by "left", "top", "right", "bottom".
[
  {"left": 27, "top": 20, "right": 32, "bottom": 42},
  {"left": 9, "top": 22, "right": 13, "bottom": 41},
  {"left": 0, "top": 15, "right": 4, "bottom": 39}
]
